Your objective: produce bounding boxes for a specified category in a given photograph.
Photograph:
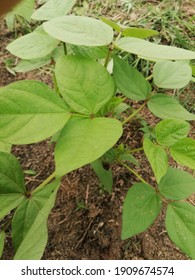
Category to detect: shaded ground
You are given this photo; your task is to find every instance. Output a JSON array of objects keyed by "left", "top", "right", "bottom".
[{"left": 0, "top": 0, "right": 194, "bottom": 260}]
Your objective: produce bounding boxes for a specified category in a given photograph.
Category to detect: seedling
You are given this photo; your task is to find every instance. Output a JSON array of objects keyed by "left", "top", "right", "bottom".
[{"left": 0, "top": 0, "right": 195, "bottom": 260}]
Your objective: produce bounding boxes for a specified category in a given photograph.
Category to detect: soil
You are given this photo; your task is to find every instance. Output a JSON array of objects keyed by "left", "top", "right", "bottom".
[{"left": 0, "top": 9, "right": 194, "bottom": 260}]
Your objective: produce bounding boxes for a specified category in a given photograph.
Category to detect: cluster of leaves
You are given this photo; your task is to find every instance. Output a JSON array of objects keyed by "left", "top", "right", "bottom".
[{"left": 0, "top": 0, "right": 195, "bottom": 259}]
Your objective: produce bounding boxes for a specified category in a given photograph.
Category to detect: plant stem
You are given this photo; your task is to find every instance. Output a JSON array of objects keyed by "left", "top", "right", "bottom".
[
  {"left": 63, "top": 42, "right": 67, "bottom": 55},
  {"left": 37, "top": 171, "right": 56, "bottom": 189},
  {"left": 104, "top": 47, "right": 113, "bottom": 68},
  {"left": 119, "top": 160, "right": 149, "bottom": 185},
  {"left": 122, "top": 101, "right": 147, "bottom": 125},
  {"left": 104, "top": 31, "right": 122, "bottom": 68},
  {"left": 129, "top": 147, "right": 144, "bottom": 153},
  {"left": 146, "top": 74, "right": 153, "bottom": 81}
]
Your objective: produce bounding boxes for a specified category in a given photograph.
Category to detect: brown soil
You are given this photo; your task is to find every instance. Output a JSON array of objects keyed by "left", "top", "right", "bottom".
[{"left": 0, "top": 12, "right": 193, "bottom": 260}]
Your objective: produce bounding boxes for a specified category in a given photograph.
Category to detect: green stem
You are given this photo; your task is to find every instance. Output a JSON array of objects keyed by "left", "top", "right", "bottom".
[
  {"left": 63, "top": 42, "right": 67, "bottom": 55},
  {"left": 119, "top": 160, "right": 149, "bottom": 185},
  {"left": 104, "top": 47, "right": 113, "bottom": 68},
  {"left": 122, "top": 101, "right": 147, "bottom": 125},
  {"left": 104, "top": 31, "right": 122, "bottom": 68},
  {"left": 129, "top": 147, "right": 144, "bottom": 153},
  {"left": 37, "top": 171, "right": 56, "bottom": 189},
  {"left": 53, "top": 73, "right": 60, "bottom": 93},
  {"left": 146, "top": 74, "right": 153, "bottom": 81}
]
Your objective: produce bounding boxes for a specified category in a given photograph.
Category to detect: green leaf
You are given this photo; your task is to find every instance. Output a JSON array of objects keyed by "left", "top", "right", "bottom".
[
  {"left": 55, "top": 55, "right": 115, "bottom": 115},
  {"left": 13, "top": 56, "right": 51, "bottom": 73},
  {"left": 13, "top": 180, "right": 60, "bottom": 260},
  {"left": 122, "top": 27, "right": 158, "bottom": 39},
  {"left": 99, "top": 17, "right": 121, "bottom": 32},
  {"left": 12, "top": 180, "right": 59, "bottom": 251},
  {"left": 0, "top": 141, "right": 11, "bottom": 153},
  {"left": 155, "top": 119, "right": 191, "bottom": 147},
  {"left": 166, "top": 202, "right": 195, "bottom": 259},
  {"left": 0, "top": 231, "right": 5, "bottom": 258},
  {"left": 0, "top": 81, "right": 70, "bottom": 144},
  {"left": 91, "top": 159, "right": 113, "bottom": 193},
  {"left": 114, "top": 103, "right": 130, "bottom": 116},
  {"left": 6, "top": 0, "right": 35, "bottom": 23},
  {"left": 55, "top": 117, "right": 123, "bottom": 177},
  {"left": 43, "top": 15, "right": 114, "bottom": 46},
  {"left": 148, "top": 94, "right": 195, "bottom": 120},
  {"left": 113, "top": 56, "right": 151, "bottom": 101},
  {"left": 116, "top": 37, "right": 195, "bottom": 61},
  {"left": 170, "top": 138, "right": 195, "bottom": 169},
  {"left": 143, "top": 138, "right": 168, "bottom": 183},
  {"left": 99, "top": 96, "right": 124, "bottom": 116},
  {"left": 0, "top": 152, "right": 25, "bottom": 220},
  {"left": 153, "top": 61, "right": 192, "bottom": 89},
  {"left": 70, "top": 45, "right": 108, "bottom": 60},
  {"left": 122, "top": 183, "right": 162, "bottom": 239},
  {"left": 12, "top": 199, "right": 40, "bottom": 251},
  {"left": 119, "top": 153, "right": 139, "bottom": 166},
  {"left": 31, "top": 0, "right": 76, "bottom": 21},
  {"left": 159, "top": 167, "right": 195, "bottom": 200},
  {"left": 6, "top": 26, "right": 59, "bottom": 59}
]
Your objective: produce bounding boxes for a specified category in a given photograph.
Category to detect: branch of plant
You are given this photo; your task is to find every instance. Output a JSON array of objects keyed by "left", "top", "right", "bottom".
[
  {"left": 122, "top": 100, "right": 148, "bottom": 125},
  {"left": 37, "top": 171, "right": 56, "bottom": 189},
  {"left": 104, "top": 46, "right": 113, "bottom": 68},
  {"left": 129, "top": 147, "right": 144, "bottom": 153},
  {"left": 104, "top": 31, "right": 122, "bottom": 68},
  {"left": 118, "top": 160, "right": 150, "bottom": 186},
  {"left": 146, "top": 74, "right": 153, "bottom": 81},
  {"left": 63, "top": 42, "right": 67, "bottom": 55}
]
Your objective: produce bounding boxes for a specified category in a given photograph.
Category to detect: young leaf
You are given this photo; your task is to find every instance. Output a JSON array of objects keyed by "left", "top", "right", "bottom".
[
  {"left": 12, "top": 180, "right": 60, "bottom": 251},
  {"left": 99, "top": 96, "right": 124, "bottom": 117},
  {"left": 91, "top": 159, "right": 113, "bottom": 193},
  {"left": 0, "top": 231, "right": 5, "bottom": 259},
  {"left": 0, "top": 152, "right": 25, "bottom": 220},
  {"left": 122, "top": 183, "right": 162, "bottom": 239},
  {"left": 155, "top": 119, "right": 190, "bottom": 147},
  {"left": 0, "top": 141, "right": 11, "bottom": 153},
  {"left": 148, "top": 94, "right": 195, "bottom": 120},
  {"left": 43, "top": 15, "right": 114, "bottom": 46},
  {"left": 99, "top": 17, "right": 121, "bottom": 32},
  {"left": 122, "top": 27, "right": 158, "bottom": 39},
  {"left": 113, "top": 56, "right": 151, "bottom": 101},
  {"left": 153, "top": 61, "right": 192, "bottom": 89},
  {"left": 31, "top": 0, "right": 76, "bottom": 21},
  {"left": 13, "top": 56, "right": 51, "bottom": 73},
  {"left": 13, "top": 180, "right": 60, "bottom": 260},
  {"left": 143, "top": 138, "right": 168, "bottom": 183},
  {"left": 116, "top": 37, "right": 195, "bottom": 61},
  {"left": 55, "top": 55, "right": 115, "bottom": 115},
  {"left": 0, "top": 81, "right": 70, "bottom": 144},
  {"left": 166, "top": 202, "right": 195, "bottom": 259},
  {"left": 119, "top": 153, "right": 139, "bottom": 166},
  {"left": 159, "top": 167, "right": 195, "bottom": 200},
  {"left": 55, "top": 117, "right": 123, "bottom": 177},
  {"left": 170, "top": 138, "right": 195, "bottom": 169},
  {"left": 6, "top": 26, "right": 59, "bottom": 59}
]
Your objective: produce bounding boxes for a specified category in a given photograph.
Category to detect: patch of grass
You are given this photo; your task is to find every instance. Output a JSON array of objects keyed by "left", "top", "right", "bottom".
[{"left": 75, "top": 0, "right": 194, "bottom": 51}]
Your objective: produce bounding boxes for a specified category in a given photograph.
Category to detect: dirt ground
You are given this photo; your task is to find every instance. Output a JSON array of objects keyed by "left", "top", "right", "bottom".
[{"left": 0, "top": 6, "right": 194, "bottom": 260}]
